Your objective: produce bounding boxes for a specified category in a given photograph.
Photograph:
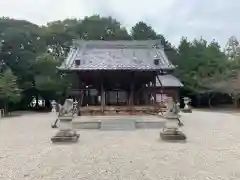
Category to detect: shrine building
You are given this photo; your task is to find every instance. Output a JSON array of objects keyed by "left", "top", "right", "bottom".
[{"left": 58, "top": 40, "right": 183, "bottom": 115}]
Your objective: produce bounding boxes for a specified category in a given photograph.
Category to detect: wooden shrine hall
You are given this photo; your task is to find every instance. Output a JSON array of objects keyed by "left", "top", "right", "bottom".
[{"left": 58, "top": 40, "right": 183, "bottom": 115}]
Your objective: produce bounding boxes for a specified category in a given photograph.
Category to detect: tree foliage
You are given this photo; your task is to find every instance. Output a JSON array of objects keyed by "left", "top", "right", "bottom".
[
  {"left": 0, "top": 69, "right": 21, "bottom": 103},
  {"left": 174, "top": 38, "right": 227, "bottom": 94},
  {"left": 34, "top": 52, "right": 70, "bottom": 95}
]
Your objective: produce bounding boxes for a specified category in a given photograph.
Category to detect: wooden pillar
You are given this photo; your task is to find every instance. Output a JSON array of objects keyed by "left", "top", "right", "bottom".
[
  {"left": 77, "top": 72, "right": 82, "bottom": 116},
  {"left": 153, "top": 75, "right": 157, "bottom": 105},
  {"left": 127, "top": 72, "right": 134, "bottom": 113},
  {"left": 152, "top": 84, "right": 156, "bottom": 105},
  {"left": 147, "top": 82, "right": 151, "bottom": 105},
  {"left": 100, "top": 81, "right": 105, "bottom": 114},
  {"left": 130, "top": 82, "right": 134, "bottom": 113}
]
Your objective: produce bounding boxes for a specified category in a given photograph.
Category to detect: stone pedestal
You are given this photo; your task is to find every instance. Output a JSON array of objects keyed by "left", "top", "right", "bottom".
[
  {"left": 182, "top": 107, "right": 192, "bottom": 113},
  {"left": 164, "top": 118, "right": 179, "bottom": 129},
  {"left": 51, "top": 115, "right": 79, "bottom": 143},
  {"left": 58, "top": 116, "right": 73, "bottom": 130},
  {"left": 160, "top": 112, "right": 186, "bottom": 142},
  {"left": 160, "top": 128, "right": 186, "bottom": 141}
]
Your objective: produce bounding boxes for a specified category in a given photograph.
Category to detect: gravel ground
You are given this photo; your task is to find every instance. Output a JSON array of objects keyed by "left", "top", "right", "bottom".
[{"left": 1, "top": 111, "right": 240, "bottom": 180}]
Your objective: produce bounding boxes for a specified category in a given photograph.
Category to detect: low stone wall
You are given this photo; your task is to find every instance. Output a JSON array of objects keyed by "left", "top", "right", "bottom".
[
  {"left": 73, "top": 115, "right": 165, "bottom": 130},
  {"left": 73, "top": 121, "right": 101, "bottom": 129},
  {"left": 135, "top": 121, "right": 165, "bottom": 129}
]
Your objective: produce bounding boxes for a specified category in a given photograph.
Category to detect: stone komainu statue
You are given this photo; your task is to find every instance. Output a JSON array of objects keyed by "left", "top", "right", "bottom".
[
  {"left": 58, "top": 99, "right": 74, "bottom": 116},
  {"left": 52, "top": 99, "right": 76, "bottom": 128},
  {"left": 51, "top": 99, "right": 80, "bottom": 143}
]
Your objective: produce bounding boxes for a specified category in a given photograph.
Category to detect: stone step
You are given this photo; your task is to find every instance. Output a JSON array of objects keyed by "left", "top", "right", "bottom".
[{"left": 100, "top": 120, "right": 135, "bottom": 131}]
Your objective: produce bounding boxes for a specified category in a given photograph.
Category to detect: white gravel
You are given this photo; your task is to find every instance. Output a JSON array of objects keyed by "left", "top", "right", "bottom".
[{"left": 1, "top": 111, "right": 240, "bottom": 180}]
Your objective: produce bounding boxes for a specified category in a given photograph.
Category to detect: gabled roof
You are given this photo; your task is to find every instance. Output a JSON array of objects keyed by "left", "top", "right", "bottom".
[
  {"left": 156, "top": 75, "right": 183, "bottom": 87},
  {"left": 58, "top": 40, "right": 175, "bottom": 71}
]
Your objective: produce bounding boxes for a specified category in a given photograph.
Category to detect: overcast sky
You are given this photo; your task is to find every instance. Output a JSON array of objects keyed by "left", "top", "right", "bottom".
[{"left": 0, "top": 0, "right": 239, "bottom": 46}]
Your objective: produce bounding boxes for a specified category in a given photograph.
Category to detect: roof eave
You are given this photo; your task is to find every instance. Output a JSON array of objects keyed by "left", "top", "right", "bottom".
[{"left": 57, "top": 68, "right": 174, "bottom": 72}]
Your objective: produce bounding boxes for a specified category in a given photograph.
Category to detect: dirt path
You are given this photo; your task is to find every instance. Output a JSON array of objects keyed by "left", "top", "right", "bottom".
[{"left": 0, "top": 111, "right": 240, "bottom": 179}]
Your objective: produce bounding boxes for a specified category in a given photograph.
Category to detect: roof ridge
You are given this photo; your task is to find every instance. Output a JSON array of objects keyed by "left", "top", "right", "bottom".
[{"left": 72, "top": 40, "right": 163, "bottom": 49}]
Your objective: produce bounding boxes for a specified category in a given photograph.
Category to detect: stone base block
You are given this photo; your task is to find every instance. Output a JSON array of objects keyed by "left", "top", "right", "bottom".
[
  {"left": 182, "top": 109, "right": 192, "bottom": 113},
  {"left": 51, "top": 124, "right": 58, "bottom": 128},
  {"left": 160, "top": 129, "right": 186, "bottom": 141},
  {"left": 51, "top": 130, "right": 79, "bottom": 143}
]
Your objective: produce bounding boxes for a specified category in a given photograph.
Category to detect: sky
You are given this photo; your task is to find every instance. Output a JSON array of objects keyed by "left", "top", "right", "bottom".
[{"left": 0, "top": 0, "right": 239, "bottom": 47}]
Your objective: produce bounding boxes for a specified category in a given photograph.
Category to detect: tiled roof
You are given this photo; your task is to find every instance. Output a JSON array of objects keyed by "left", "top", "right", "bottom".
[
  {"left": 156, "top": 75, "right": 183, "bottom": 87},
  {"left": 58, "top": 40, "right": 175, "bottom": 71}
]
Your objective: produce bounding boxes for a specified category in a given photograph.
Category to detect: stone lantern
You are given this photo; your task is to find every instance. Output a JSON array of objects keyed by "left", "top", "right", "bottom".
[
  {"left": 51, "top": 100, "right": 57, "bottom": 112},
  {"left": 182, "top": 97, "right": 192, "bottom": 113},
  {"left": 160, "top": 97, "right": 186, "bottom": 141}
]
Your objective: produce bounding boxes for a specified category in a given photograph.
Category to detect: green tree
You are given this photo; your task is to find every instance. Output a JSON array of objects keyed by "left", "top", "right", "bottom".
[
  {"left": 76, "top": 15, "right": 131, "bottom": 40},
  {"left": 204, "top": 51, "right": 240, "bottom": 107},
  {"left": 31, "top": 52, "right": 72, "bottom": 108},
  {"left": 175, "top": 37, "right": 227, "bottom": 94},
  {"left": 34, "top": 53, "right": 69, "bottom": 93},
  {"left": 131, "top": 21, "right": 158, "bottom": 40},
  {"left": 43, "top": 15, "right": 131, "bottom": 58},
  {"left": 0, "top": 69, "right": 21, "bottom": 112},
  {"left": 43, "top": 19, "right": 80, "bottom": 57},
  {"left": 0, "top": 18, "right": 46, "bottom": 89}
]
